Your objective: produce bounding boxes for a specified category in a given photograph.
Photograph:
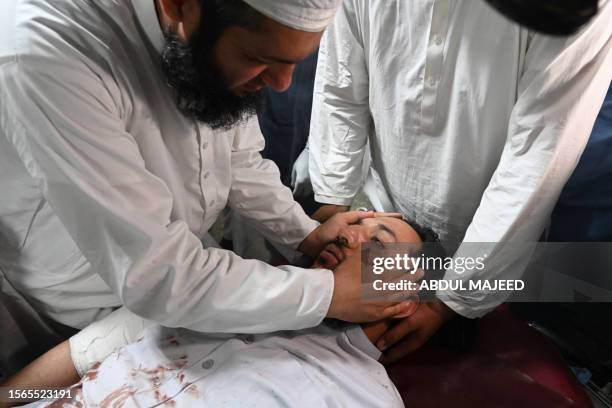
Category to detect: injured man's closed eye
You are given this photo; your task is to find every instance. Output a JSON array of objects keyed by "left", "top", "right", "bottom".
[{"left": 7, "top": 216, "right": 433, "bottom": 408}]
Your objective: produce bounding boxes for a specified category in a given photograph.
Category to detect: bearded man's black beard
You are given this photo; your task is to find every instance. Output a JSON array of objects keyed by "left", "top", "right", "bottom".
[{"left": 160, "top": 32, "right": 263, "bottom": 130}]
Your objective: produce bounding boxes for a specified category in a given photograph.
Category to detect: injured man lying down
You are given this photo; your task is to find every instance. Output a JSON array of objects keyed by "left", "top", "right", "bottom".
[{"left": 6, "top": 217, "right": 441, "bottom": 407}]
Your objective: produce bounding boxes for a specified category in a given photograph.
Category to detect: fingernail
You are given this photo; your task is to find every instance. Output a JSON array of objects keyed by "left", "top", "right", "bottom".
[{"left": 377, "top": 339, "right": 387, "bottom": 350}]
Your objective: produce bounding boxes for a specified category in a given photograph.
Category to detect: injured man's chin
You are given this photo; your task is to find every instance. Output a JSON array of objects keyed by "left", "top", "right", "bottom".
[{"left": 28, "top": 322, "right": 404, "bottom": 407}]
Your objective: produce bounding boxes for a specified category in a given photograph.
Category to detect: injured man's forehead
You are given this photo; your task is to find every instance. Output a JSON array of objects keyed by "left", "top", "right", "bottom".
[
  {"left": 312, "top": 216, "right": 422, "bottom": 269},
  {"left": 357, "top": 217, "right": 422, "bottom": 244}
]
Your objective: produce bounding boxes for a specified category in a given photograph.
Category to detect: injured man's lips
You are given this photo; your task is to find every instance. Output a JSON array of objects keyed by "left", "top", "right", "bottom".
[{"left": 315, "top": 241, "right": 346, "bottom": 268}]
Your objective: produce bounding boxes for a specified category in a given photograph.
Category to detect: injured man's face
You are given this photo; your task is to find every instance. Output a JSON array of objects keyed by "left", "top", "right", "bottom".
[
  {"left": 313, "top": 216, "right": 423, "bottom": 270},
  {"left": 312, "top": 216, "right": 429, "bottom": 346}
]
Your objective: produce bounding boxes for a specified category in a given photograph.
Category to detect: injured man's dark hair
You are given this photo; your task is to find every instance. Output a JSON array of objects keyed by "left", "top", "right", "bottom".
[{"left": 401, "top": 217, "right": 478, "bottom": 352}]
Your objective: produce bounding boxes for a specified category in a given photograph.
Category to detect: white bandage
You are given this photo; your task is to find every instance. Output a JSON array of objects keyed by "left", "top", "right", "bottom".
[{"left": 69, "top": 307, "right": 154, "bottom": 376}]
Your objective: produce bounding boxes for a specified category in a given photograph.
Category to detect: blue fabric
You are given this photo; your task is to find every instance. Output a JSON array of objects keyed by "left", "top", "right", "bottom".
[
  {"left": 550, "top": 84, "right": 612, "bottom": 241},
  {"left": 258, "top": 52, "right": 320, "bottom": 215}
]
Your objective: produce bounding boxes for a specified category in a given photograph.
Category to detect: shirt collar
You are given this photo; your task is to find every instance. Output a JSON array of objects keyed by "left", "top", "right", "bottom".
[{"left": 132, "top": 0, "right": 165, "bottom": 53}]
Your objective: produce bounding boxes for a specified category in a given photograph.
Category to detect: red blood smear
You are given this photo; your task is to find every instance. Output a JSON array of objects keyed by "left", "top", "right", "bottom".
[
  {"left": 99, "top": 385, "right": 134, "bottom": 408},
  {"left": 141, "top": 366, "right": 165, "bottom": 376},
  {"left": 166, "top": 335, "right": 180, "bottom": 346},
  {"left": 173, "top": 359, "right": 188, "bottom": 370},
  {"left": 84, "top": 362, "right": 102, "bottom": 381}
]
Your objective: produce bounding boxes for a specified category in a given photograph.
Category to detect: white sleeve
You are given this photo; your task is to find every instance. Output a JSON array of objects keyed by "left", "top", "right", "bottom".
[
  {"left": 227, "top": 118, "right": 319, "bottom": 249},
  {"left": 309, "top": 0, "right": 371, "bottom": 206},
  {"left": 438, "top": 2, "right": 612, "bottom": 318},
  {"left": 0, "top": 57, "right": 333, "bottom": 334}
]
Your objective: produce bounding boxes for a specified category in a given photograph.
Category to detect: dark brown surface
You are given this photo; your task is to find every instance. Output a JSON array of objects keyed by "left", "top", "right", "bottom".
[{"left": 388, "top": 306, "right": 591, "bottom": 408}]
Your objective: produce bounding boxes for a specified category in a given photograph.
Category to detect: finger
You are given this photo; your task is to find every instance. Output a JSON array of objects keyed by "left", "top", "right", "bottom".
[
  {"left": 379, "top": 300, "right": 417, "bottom": 320},
  {"left": 376, "top": 315, "right": 417, "bottom": 351},
  {"left": 371, "top": 272, "right": 421, "bottom": 303},
  {"left": 378, "top": 303, "right": 404, "bottom": 320},
  {"left": 338, "top": 210, "right": 376, "bottom": 224},
  {"left": 379, "top": 336, "right": 424, "bottom": 364},
  {"left": 413, "top": 268, "right": 425, "bottom": 281},
  {"left": 392, "top": 299, "right": 420, "bottom": 319},
  {"left": 373, "top": 212, "right": 402, "bottom": 219}
]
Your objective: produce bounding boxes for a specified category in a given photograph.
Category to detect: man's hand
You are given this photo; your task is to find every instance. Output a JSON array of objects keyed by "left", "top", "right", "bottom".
[
  {"left": 312, "top": 204, "right": 349, "bottom": 223},
  {"left": 299, "top": 211, "right": 401, "bottom": 258},
  {"left": 377, "top": 299, "right": 455, "bottom": 363},
  {"left": 326, "top": 240, "right": 418, "bottom": 323}
]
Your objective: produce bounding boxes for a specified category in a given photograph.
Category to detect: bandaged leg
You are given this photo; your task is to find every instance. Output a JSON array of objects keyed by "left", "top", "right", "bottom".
[{"left": 69, "top": 307, "right": 153, "bottom": 377}]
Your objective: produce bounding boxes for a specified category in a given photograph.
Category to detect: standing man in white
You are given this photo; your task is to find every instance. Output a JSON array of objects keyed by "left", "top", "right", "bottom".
[{"left": 309, "top": 0, "right": 612, "bottom": 360}]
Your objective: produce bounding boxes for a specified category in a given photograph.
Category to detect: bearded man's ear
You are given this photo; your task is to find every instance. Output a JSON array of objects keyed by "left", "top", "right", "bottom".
[{"left": 156, "top": 0, "right": 202, "bottom": 41}]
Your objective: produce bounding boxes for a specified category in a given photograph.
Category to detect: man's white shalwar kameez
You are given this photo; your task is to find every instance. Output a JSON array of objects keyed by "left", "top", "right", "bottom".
[
  {"left": 309, "top": 0, "right": 612, "bottom": 318},
  {"left": 0, "top": 0, "right": 333, "bottom": 333}
]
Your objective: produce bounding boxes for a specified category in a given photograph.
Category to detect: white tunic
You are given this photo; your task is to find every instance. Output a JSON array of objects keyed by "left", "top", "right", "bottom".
[
  {"left": 0, "top": 0, "right": 332, "bottom": 332},
  {"left": 309, "top": 0, "right": 612, "bottom": 317},
  {"left": 34, "top": 323, "right": 404, "bottom": 408}
]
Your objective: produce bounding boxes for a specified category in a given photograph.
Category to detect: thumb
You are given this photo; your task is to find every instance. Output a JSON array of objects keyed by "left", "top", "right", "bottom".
[
  {"left": 380, "top": 302, "right": 410, "bottom": 319},
  {"left": 338, "top": 210, "right": 376, "bottom": 225},
  {"left": 390, "top": 300, "right": 420, "bottom": 318}
]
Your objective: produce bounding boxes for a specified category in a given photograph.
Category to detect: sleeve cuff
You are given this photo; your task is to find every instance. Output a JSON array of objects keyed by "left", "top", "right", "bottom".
[
  {"left": 314, "top": 193, "right": 354, "bottom": 206},
  {"left": 68, "top": 307, "right": 153, "bottom": 376},
  {"left": 69, "top": 335, "right": 89, "bottom": 378},
  {"left": 308, "top": 268, "right": 335, "bottom": 326}
]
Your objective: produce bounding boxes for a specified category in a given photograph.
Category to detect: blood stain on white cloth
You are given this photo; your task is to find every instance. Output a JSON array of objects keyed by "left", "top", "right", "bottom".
[
  {"left": 165, "top": 335, "right": 180, "bottom": 347},
  {"left": 98, "top": 385, "right": 134, "bottom": 408},
  {"left": 84, "top": 362, "right": 102, "bottom": 381}
]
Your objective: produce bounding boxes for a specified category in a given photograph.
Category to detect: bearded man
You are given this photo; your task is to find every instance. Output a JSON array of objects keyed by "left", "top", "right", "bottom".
[{"left": 0, "top": 0, "right": 416, "bottom": 373}]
